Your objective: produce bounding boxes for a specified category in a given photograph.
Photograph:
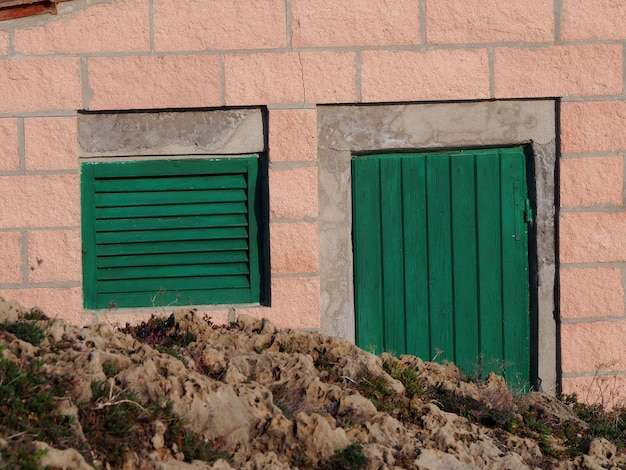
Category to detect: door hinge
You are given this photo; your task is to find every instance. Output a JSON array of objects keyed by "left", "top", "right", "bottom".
[{"left": 524, "top": 199, "right": 533, "bottom": 224}]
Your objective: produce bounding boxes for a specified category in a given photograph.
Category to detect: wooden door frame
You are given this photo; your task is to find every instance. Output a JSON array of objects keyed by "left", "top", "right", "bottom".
[{"left": 317, "top": 99, "right": 558, "bottom": 393}]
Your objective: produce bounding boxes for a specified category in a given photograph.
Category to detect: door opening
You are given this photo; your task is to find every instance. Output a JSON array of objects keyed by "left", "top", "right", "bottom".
[{"left": 352, "top": 147, "right": 536, "bottom": 390}]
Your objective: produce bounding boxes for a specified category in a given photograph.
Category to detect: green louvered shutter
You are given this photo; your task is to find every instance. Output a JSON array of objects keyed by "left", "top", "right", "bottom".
[
  {"left": 352, "top": 147, "right": 531, "bottom": 389},
  {"left": 81, "top": 157, "right": 262, "bottom": 309}
]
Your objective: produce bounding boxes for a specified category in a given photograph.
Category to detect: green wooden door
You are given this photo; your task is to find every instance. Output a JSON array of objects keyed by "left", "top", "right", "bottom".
[{"left": 352, "top": 147, "right": 531, "bottom": 388}]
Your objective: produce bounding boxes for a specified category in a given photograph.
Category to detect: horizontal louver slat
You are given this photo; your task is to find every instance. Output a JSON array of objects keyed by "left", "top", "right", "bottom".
[
  {"left": 95, "top": 214, "right": 248, "bottom": 232},
  {"left": 95, "top": 227, "right": 248, "bottom": 244},
  {"left": 95, "top": 238, "right": 249, "bottom": 256},
  {"left": 97, "top": 275, "right": 251, "bottom": 294},
  {"left": 97, "top": 262, "right": 249, "bottom": 281},
  {"left": 95, "top": 202, "right": 247, "bottom": 219},
  {"left": 96, "top": 251, "right": 249, "bottom": 268},
  {"left": 95, "top": 189, "right": 247, "bottom": 207},
  {"left": 94, "top": 174, "right": 246, "bottom": 193},
  {"left": 93, "top": 158, "right": 251, "bottom": 178},
  {"left": 96, "top": 288, "right": 255, "bottom": 309}
]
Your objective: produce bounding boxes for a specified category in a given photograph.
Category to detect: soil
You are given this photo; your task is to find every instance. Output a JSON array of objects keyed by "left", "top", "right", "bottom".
[{"left": 0, "top": 297, "right": 625, "bottom": 469}]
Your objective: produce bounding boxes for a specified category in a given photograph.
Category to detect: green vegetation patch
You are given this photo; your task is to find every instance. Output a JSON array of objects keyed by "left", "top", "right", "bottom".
[{"left": 0, "top": 353, "right": 79, "bottom": 467}]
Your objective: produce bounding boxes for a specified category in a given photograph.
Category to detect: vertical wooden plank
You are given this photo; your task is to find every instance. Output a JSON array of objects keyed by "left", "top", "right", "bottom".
[
  {"left": 450, "top": 154, "right": 479, "bottom": 374},
  {"left": 499, "top": 148, "right": 530, "bottom": 390},
  {"left": 426, "top": 155, "right": 454, "bottom": 362},
  {"left": 380, "top": 157, "right": 406, "bottom": 355},
  {"left": 402, "top": 156, "right": 430, "bottom": 359},
  {"left": 352, "top": 157, "right": 385, "bottom": 353},
  {"left": 80, "top": 162, "right": 97, "bottom": 309},
  {"left": 475, "top": 152, "right": 503, "bottom": 376}
]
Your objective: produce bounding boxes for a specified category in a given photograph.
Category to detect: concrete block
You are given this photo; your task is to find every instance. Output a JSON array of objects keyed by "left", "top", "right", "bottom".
[
  {"left": 0, "top": 119, "right": 19, "bottom": 172},
  {"left": 563, "top": 0, "right": 626, "bottom": 41},
  {"left": 361, "top": 49, "right": 489, "bottom": 102},
  {"left": 300, "top": 52, "right": 357, "bottom": 104},
  {"left": 560, "top": 268, "right": 624, "bottom": 319},
  {"left": 561, "top": 101, "right": 626, "bottom": 153},
  {"left": 154, "top": 0, "right": 285, "bottom": 51},
  {"left": 87, "top": 55, "right": 221, "bottom": 110},
  {"left": 0, "top": 287, "right": 83, "bottom": 325},
  {"left": 14, "top": 0, "right": 150, "bottom": 54},
  {"left": 27, "top": 230, "right": 81, "bottom": 283},
  {"left": 0, "top": 31, "right": 9, "bottom": 55},
  {"left": 494, "top": 44, "right": 622, "bottom": 98},
  {"left": 0, "top": 58, "right": 81, "bottom": 113},
  {"left": 560, "top": 156, "right": 623, "bottom": 207},
  {"left": 560, "top": 212, "right": 626, "bottom": 263},
  {"left": 269, "top": 109, "right": 317, "bottom": 162},
  {"left": 269, "top": 166, "right": 318, "bottom": 219},
  {"left": 270, "top": 221, "right": 319, "bottom": 274},
  {"left": 561, "top": 321, "right": 626, "bottom": 374},
  {"left": 225, "top": 52, "right": 303, "bottom": 105},
  {"left": 0, "top": 232, "right": 23, "bottom": 284},
  {"left": 426, "top": 0, "right": 553, "bottom": 43},
  {"left": 562, "top": 375, "right": 626, "bottom": 408},
  {"left": 292, "top": 0, "right": 419, "bottom": 47},
  {"left": 0, "top": 175, "right": 80, "bottom": 229},
  {"left": 241, "top": 276, "right": 320, "bottom": 328},
  {"left": 25, "top": 117, "right": 78, "bottom": 171}
]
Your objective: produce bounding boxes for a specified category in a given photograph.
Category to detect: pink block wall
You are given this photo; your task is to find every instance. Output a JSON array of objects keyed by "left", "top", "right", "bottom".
[{"left": 0, "top": 0, "right": 624, "bottom": 401}]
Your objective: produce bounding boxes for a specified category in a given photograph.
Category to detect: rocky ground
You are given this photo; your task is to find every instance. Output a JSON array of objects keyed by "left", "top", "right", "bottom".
[{"left": 1, "top": 297, "right": 625, "bottom": 469}]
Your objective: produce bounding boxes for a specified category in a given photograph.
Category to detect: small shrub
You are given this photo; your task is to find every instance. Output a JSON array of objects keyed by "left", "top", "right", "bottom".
[
  {"left": 563, "top": 393, "right": 626, "bottom": 451},
  {"left": 120, "top": 314, "right": 196, "bottom": 350},
  {"left": 354, "top": 370, "right": 395, "bottom": 411},
  {"left": 0, "top": 356, "right": 78, "bottom": 469},
  {"left": 102, "top": 361, "right": 121, "bottom": 377},
  {"left": 0, "top": 319, "right": 47, "bottom": 346},
  {"left": 383, "top": 357, "right": 424, "bottom": 399},
  {"left": 292, "top": 454, "right": 312, "bottom": 469},
  {"left": 79, "top": 380, "right": 231, "bottom": 467},
  {"left": 0, "top": 436, "right": 48, "bottom": 470},
  {"left": 323, "top": 443, "right": 368, "bottom": 470}
]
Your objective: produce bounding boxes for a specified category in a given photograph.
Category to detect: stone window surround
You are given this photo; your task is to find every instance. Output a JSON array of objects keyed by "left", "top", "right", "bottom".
[{"left": 317, "top": 100, "right": 557, "bottom": 392}]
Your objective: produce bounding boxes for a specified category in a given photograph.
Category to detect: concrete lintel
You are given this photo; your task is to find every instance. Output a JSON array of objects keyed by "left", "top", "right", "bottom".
[{"left": 78, "top": 108, "right": 264, "bottom": 157}]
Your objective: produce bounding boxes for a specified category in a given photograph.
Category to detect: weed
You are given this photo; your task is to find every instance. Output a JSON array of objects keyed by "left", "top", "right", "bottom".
[
  {"left": 322, "top": 443, "right": 368, "bottom": 470},
  {"left": 292, "top": 454, "right": 312, "bottom": 469},
  {"left": 0, "top": 319, "right": 47, "bottom": 346},
  {"left": 354, "top": 370, "right": 395, "bottom": 412},
  {"left": 342, "top": 418, "right": 357, "bottom": 429},
  {"left": 574, "top": 362, "right": 625, "bottom": 410},
  {"left": 562, "top": 393, "right": 626, "bottom": 451},
  {"left": 80, "top": 380, "right": 231, "bottom": 467},
  {"left": 0, "top": 436, "right": 48, "bottom": 470},
  {"left": 23, "top": 307, "right": 48, "bottom": 321},
  {"left": 156, "top": 346, "right": 187, "bottom": 363},
  {"left": 0, "top": 356, "right": 78, "bottom": 468},
  {"left": 314, "top": 352, "right": 336, "bottom": 373},
  {"left": 430, "top": 385, "right": 518, "bottom": 431},
  {"left": 102, "top": 361, "right": 121, "bottom": 377},
  {"left": 383, "top": 357, "right": 424, "bottom": 399},
  {"left": 120, "top": 314, "right": 196, "bottom": 358},
  {"left": 163, "top": 405, "right": 232, "bottom": 463}
]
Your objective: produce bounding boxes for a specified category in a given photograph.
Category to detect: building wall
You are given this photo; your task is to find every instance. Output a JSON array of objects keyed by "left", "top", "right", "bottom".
[{"left": 0, "top": 0, "right": 624, "bottom": 401}]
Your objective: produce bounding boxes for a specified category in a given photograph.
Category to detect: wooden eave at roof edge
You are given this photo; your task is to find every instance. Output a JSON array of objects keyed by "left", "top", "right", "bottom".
[{"left": 0, "top": 0, "right": 72, "bottom": 21}]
